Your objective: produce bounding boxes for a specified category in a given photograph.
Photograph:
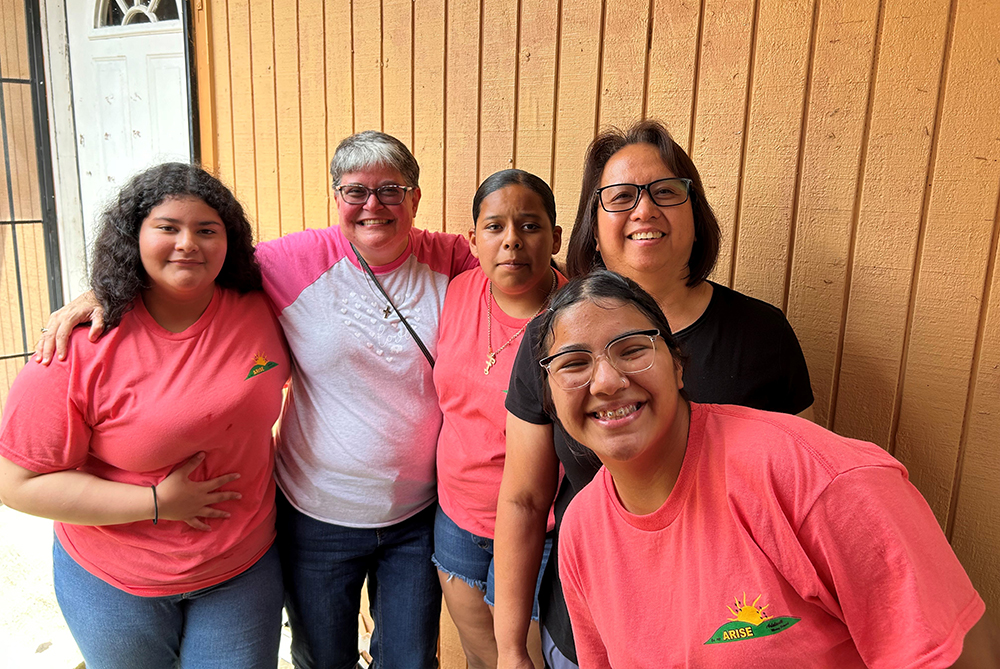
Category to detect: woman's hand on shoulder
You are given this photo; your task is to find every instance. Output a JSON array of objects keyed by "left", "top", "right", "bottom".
[
  {"left": 156, "top": 452, "right": 241, "bottom": 531},
  {"left": 35, "top": 290, "right": 105, "bottom": 364}
]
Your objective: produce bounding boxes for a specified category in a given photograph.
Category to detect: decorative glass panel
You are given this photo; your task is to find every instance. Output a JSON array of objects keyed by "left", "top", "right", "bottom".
[{"left": 99, "top": 0, "right": 180, "bottom": 27}]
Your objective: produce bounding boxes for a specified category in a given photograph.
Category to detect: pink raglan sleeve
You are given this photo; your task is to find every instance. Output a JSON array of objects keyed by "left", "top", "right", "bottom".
[
  {"left": 796, "top": 465, "right": 984, "bottom": 669},
  {"left": 0, "top": 356, "right": 91, "bottom": 473},
  {"left": 410, "top": 228, "right": 478, "bottom": 278},
  {"left": 255, "top": 228, "right": 349, "bottom": 313},
  {"left": 558, "top": 505, "right": 614, "bottom": 669}
]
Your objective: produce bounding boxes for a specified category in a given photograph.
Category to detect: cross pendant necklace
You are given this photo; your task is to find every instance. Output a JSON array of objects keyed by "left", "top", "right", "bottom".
[{"left": 382, "top": 304, "right": 392, "bottom": 319}]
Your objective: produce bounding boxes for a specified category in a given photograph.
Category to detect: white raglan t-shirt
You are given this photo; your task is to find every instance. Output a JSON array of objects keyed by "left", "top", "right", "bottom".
[{"left": 257, "top": 225, "right": 476, "bottom": 528}]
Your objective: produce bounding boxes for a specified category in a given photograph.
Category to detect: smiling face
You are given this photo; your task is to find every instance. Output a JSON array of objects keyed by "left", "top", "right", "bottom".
[
  {"left": 545, "top": 298, "right": 686, "bottom": 466},
  {"left": 138, "top": 196, "right": 227, "bottom": 305},
  {"left": 336, "top": 164, "right": 421, "bottom": 266},
  {"left": 469, "top": 184, "right": 562, "bottom": 300},
  {"left": 595, "top": 142, "right": 696, "bottom": 283}
]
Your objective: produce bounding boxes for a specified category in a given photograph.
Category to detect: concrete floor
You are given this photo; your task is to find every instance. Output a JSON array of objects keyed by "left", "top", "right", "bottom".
[
  {"left": 0, "top": 504, "right": 83, "bottom": 669},
  {"left": 0, "top": 503, "right": 295, "bottom": 669}
]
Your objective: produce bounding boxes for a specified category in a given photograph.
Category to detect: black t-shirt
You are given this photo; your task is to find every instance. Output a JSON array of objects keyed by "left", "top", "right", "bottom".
[{"left": 504, "top": 281, "right": 814, "bottom": 662}]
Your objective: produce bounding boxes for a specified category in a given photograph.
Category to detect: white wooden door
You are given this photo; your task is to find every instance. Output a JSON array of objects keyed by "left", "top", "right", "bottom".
[{"left": 66, "top": 0, "right": 191, "bottom": 247}]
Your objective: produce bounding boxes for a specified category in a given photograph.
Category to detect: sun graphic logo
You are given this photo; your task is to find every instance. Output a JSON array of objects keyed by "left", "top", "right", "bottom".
[
  {"left": 245, "top": 352, "right": 280, "bottom": 379},
  {"left": 704, "top": 592, "right": 800, "bottom": 645}
]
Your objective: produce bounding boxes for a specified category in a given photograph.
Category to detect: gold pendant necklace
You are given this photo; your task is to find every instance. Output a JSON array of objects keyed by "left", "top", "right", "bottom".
[{"left": 484, "top": 269, "right": 558, "bottom": 375}]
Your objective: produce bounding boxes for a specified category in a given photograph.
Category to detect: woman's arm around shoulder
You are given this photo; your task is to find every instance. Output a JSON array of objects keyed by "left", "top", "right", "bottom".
[{"left": 35, "top": 290, "right": 103, "bottom": 364}]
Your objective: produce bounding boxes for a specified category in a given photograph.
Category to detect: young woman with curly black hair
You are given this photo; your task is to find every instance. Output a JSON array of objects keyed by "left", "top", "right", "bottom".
[{"left": 0, "top": 163, "right": 289, "bottom": 669}]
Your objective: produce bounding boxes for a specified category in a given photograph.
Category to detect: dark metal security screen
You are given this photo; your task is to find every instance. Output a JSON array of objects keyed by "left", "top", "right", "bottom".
[{"left": 0, "top": 0, "right": 62, "bottom": 402}]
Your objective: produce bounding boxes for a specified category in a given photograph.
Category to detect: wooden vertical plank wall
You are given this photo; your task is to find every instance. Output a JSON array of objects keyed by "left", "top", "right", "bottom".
[
  {"left": 196, "top": 0, "right": 1000, "bottom": 645},
  {"left": 785, "top": 0, "right": 879, "bottom": 427},
  {"left": 299, "top": 0, "right": 332, "bottom": 231},
  {"left": 413, "top": 0, "right": 447, "bottom": 233}
]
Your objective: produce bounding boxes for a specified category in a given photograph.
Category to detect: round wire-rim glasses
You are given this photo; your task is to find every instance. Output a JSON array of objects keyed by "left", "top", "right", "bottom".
[
  {"left": 595, "top": 178, "right": 693, "bottom": 213},
  {"left": 335, "top": 183, "right": 414, "bottom": 206},
  {"left": 539, "top": 329, "right": 660, "bottom": 390}
]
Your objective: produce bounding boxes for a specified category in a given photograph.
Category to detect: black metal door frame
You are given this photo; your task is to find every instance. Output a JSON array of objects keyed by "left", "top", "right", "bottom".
[{"left": 0, "top": 0, "right": 62, "bottom": 362}]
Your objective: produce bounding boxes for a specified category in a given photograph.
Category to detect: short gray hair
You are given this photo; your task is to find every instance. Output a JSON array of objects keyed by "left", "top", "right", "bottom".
[{"left": 329, "top": 131, "right": 420, "bottom": 188}]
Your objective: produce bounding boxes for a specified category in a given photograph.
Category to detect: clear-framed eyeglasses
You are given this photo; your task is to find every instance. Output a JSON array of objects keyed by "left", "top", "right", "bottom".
[
  {"left": 334, "top": 183, "right": 414, "bottom": 206},
  {"left": 539, "top": 329, "right": 660, "bottom": 390},
  {"left": 595, "top": 178, "right": 693, "bottom": 213}
]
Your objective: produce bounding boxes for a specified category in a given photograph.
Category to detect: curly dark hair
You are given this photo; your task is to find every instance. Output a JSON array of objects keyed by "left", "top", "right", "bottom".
[
  {"left": 90, "top": 163, "right": 261, "bottom": 329},
  {"left": 565, "top": 120, "right": 721, "bottom": 285}
]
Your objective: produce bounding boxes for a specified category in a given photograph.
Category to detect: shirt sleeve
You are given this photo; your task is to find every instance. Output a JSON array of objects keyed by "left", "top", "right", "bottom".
[
  {"left": 504, "top": 318, "right": 552, "bottom": 426},
  {"left": 777, "top": 318, "right": 814, "bottom": 414},
  {"left": 796, "top": 465, "right": 984, "bottom": 669},
  {"left": 558, "top": 514, "right": 614, "bottom": 669},
  {"left": 0, "top": 358, "right": 92, "bottom": 473}
]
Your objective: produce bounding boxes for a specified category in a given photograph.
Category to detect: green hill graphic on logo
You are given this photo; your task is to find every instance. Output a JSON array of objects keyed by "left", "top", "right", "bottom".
[
  {"left": 246, "top": 353, "right": 279, "bottom": 379},
  {"left": 705, "top": 617, "right": 800, "bottom": 644}
]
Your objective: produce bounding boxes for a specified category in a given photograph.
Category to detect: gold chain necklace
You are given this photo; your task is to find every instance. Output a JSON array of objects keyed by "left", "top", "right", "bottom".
[{"left": 484, "top": 269, "right": 558, "bottom": 375}]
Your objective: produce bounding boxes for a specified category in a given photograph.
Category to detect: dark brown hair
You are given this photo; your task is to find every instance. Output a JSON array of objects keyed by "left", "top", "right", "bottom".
[
  {"left": 472, "top": 169, "right": 556, "bottom": 228},
  {"left": 565, "top": 120, "right": 720, "bottom": 286},
  {"left": 535, "top": 270, "right": 688, "bottom": 419},
  {"left": 90, "top": 163, "right": 261, "bottom": 329}
]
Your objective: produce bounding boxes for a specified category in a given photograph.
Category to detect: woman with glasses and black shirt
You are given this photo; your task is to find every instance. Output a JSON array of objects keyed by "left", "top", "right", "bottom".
[{"left": 494, "top": 120, "right": 814, "bottom": 669}]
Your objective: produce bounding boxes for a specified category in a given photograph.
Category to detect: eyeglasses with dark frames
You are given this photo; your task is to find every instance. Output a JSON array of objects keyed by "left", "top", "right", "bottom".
[
  {"left": 334, "top": 183, "right": 414, "bottom": 206},
  {"left": 595, "top": 178, "right": 693, "bottom": 213},
  {"left": 539, "top": 329, "right": 660, "bottom": 390}
]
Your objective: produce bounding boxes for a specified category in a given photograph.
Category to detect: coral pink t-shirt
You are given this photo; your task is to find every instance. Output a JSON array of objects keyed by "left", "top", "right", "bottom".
[
  {"left": 434, "top": 268, "right": 561, "bottom": 538},
  {"left": 559, "top": 404, "right": 984, "bottom": 669},
  {"left": 0, "top": 289, "right": 290, "bottom": 596}
]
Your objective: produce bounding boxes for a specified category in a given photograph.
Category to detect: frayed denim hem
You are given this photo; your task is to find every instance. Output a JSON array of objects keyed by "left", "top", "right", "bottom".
[{"left": 431, "top": 554, "right": 488, "bottom": 593}]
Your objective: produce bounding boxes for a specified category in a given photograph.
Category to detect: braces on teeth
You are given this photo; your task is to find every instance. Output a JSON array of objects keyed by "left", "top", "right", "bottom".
[{"left": 600, "top": 406, "right": 634, "bottom": 419}]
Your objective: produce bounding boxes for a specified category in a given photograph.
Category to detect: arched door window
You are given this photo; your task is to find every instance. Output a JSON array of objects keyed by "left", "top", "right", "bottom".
[{"left": 97, "top": 0, "right": 180, "bottom": 27}]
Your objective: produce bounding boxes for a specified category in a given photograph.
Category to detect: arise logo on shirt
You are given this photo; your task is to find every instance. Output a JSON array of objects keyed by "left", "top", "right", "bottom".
[
  {"left": 704, "top": 593, "right": 800, "bottom": 645},
  {"left": 245, "top": 352, "right": 280, "bottom": 379}
]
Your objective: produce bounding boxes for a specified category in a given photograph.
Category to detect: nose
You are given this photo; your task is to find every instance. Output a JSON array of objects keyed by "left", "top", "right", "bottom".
[
  {"left": 175, "top": 229, "right": 198, "bottom": 252},
  {"left": 589, "top": 355, "right": 627, "bottom": 395},
  {"left": 363, "top": 190, "right": 384, "bottom": 211},
  {"left": 502, "top": 226, "right": 522, "bottom": 249},
  {"left": 631, "top": 188, "right": 660, "bottom": 217}
]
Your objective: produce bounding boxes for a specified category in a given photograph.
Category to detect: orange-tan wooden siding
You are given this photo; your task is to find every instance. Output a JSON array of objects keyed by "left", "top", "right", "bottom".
[
  {"left": 193, "top": 0, "right": 1000, "bottom": 661},
  {"left": 0, "top": 0, "right": 52, "bottom": 406}
]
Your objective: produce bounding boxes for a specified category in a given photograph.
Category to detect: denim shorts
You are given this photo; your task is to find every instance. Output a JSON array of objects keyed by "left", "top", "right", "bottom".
[{"left": 431, "top": 506, "right": 552, "bottom": 621}]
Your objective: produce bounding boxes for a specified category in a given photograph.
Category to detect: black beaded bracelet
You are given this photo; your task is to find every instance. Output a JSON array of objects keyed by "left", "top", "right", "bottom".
[{"left": 151, "top": 484, "right": 158, "bottom": 525}]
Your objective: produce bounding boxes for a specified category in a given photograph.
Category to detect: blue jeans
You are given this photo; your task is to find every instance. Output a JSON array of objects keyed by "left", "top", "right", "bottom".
[
  {"left": 53, "top": 537, "right": 282, "bottom": 669},
  {"left": 541, "top": 624, "right": 579, "bottom": 669},
  {"left": 276, "top": 491, "right": 441, "bottom": 669},
  {"left": 431, "top": 506, "right": 552, "bottom": 620}
]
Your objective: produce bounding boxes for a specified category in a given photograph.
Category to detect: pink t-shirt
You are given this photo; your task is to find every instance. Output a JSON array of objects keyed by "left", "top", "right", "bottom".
[
  {"left": 559, "top": 404, "right": 984, "bottom": 669},
  {"left": 0, "top": 289, "right": 290, "bottom": 597},
  {"left": 434, "top": 268, "right": 562, "bottom": 538}
]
